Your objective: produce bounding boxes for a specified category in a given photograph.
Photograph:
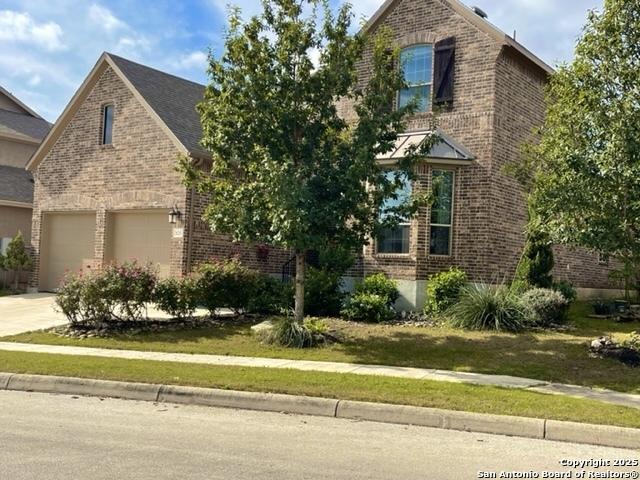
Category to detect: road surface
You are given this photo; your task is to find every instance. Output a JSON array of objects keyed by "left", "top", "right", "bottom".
[{"left": 0, "top": 390, "right": 637, "bottom": 479}]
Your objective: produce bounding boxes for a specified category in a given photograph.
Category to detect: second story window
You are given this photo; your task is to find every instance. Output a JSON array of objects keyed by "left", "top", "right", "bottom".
[
  {"left": 398, "top": 44, "right": 433, "bottom": 113},
  {"left": 101, "top": 104, "right": 114, "bottom": 145}
]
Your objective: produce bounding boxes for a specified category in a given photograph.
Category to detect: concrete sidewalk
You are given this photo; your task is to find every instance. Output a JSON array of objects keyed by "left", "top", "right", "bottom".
[{"left": 1, "top": 341, "right": 639, "bottom": 410}]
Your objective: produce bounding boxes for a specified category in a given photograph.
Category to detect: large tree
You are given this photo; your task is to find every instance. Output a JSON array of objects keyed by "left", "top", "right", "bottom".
[
  {"left": 183, "top": 0, "right": 437, "bottom": 321},
  {"left": 524, "top": 0, "right": 640, "bottom": 282}
]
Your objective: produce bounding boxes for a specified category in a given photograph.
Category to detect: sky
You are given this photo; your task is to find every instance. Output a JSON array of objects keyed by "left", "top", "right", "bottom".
[{"left": 0, "top": 0, "right": 603, "bottom": 122}]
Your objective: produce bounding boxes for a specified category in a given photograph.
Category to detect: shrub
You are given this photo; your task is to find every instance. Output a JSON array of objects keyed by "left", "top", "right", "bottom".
[
  {"left": 259, "top": 317, "right": 323, "bottom": 348},
  {"left": 55, "top": 261, "right": 158, "bottom": 326},
  {"left": 3, "top": 231, "right": 32, "bottom": 291},
  {"left": 514, "top": 228, "right": 554, "bottom": 289},
  {"left": 520, "top": 288, "right": 569, "bottom": 327},
  {"left": 552, "top": 280, "right": 577, "bottom": 304},
  {"left": 355, "top": 273, "right": 399, "bottom": 306},
  {"left": 153, "top": 277, "right": 199, "bottom": 320},
  {"left": 305, "top": 267, "right": 344, "bottom": 317},
  {"left": 318, "top": 245, "right": 354, "bottom": 274},
  {"left": 447, "top": 283, "right": 526, "bottom": 332},
  {"left": 195, "top": 258, "right": 258, "bottom": 315},
  {"left": 105, "top": 262, "right": 157, "bottom": 321},
  {"left": 341, "top": 292, "right": 395, "bottom": 323},
  {"left": 248, "top": 275, "right": 293, "bottom": 315},
  {"left": 424, "top": 267, "right": 467, "bottom": 314}
]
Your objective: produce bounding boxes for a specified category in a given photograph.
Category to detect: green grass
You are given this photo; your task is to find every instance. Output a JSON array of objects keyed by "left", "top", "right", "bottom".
[
  {"left": 4, "top": 302, "right": 640, "bottom": 393},
  {"left": 0, "top": 350, "right": 639, "bottom": 428}
]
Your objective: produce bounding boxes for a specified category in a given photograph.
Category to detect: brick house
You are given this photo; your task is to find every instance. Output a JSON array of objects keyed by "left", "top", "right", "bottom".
[
  {"left": 26, "top": 53, "right": 290, "bottom": 291},
  {"left": 27, "top": 0, "right": 617, "bottom": 306},
  {"left": 0, "top": 86, "right": 50, "bottom": 284}
]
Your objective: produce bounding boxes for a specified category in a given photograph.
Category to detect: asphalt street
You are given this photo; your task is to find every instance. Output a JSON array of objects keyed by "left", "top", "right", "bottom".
[{"left": 0, "top": 390, "right": 637, "bottom": 480}]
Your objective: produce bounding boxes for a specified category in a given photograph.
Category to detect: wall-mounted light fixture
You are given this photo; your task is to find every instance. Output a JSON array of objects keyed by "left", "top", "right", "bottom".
[{"left": 168, "top": 206, "right": 181, "bottom": 225}]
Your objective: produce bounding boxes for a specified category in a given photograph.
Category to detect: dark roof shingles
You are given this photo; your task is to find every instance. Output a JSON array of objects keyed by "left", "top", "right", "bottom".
[
  {"left": 0, "top": 109, "right": 51, "bottom": 141},
  {"left": 0, "top": 165, "right": 33, "bottom": 204},
  {"left": 107, "top": 53, "right": 207, "bottom": 157}
]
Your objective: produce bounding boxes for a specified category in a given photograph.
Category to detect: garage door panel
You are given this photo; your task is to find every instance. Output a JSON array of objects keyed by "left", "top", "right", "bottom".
[
  {"left": 106, "top": 210, "right": 171, "bottom": 278},
  {"left": 40, "top": 213, "right": 95, "bottom": 291}
]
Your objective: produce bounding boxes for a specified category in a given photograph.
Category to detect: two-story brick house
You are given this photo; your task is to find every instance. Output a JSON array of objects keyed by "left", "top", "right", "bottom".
[{"left": 27, "top": 0, "right": 616, "bottom": 306}]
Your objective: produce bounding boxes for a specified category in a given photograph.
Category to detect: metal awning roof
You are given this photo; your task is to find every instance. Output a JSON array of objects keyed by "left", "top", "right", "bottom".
[{"left": 377, "top": 129, "right": 475, "bottom": 163}]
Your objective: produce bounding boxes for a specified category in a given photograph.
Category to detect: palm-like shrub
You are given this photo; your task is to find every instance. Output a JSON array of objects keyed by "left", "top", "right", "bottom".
[
  {"left": 447, "top": 283, "right": 526, "bottom": 332},
  {"left": 259, "top": 317, "right": 325, "bottom": 348}
]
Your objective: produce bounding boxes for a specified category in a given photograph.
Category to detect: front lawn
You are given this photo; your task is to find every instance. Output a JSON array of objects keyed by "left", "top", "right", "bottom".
[
  {"left": 4, "top": 303, "right": 639, "bottom": 393},
  {"left": 1, "top": 350, "right": 639, "bottom": 428}
]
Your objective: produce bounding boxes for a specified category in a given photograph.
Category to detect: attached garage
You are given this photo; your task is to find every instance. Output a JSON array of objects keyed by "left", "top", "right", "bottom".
[
  {"left": 39, "top": 212, "right": 96, "bottom": 291},
  {"left": 105, "top": 209, "right": 172, "bottom": 278}
]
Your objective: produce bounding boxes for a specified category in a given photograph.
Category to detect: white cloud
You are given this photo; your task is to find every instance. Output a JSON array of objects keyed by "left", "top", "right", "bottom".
[
  {"left": 172, "top": 51, "right": 209, "bottom": 70},
  {"left": 88, "top": 4, "right": 126, "bottom": 32},
  {"left": 0, "top": 10, "right": 65, "bottom": 51}
]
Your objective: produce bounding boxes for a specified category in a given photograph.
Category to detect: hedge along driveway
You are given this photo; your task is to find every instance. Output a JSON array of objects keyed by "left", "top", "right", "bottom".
[{"left": 5, "top": 303, "right": 640, "bottom": 393}]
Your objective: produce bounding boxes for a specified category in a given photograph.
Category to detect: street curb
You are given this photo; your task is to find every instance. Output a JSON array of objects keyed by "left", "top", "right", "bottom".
[{"left": 1, "top": 373, "right": 638, "bottom": 450}]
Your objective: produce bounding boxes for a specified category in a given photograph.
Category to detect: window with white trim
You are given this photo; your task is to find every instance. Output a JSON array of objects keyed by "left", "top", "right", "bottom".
[
  {"left": 377, "top": 172, "right": 411, "bottom": 254},
  {"left": 429, "top": 169, "right": 454, "bottom": 255},
  {"left": 398, "top": 44, "right": 433, "bottom": 113}
]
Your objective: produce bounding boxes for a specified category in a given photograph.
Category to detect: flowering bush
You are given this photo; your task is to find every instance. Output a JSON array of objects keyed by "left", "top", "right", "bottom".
[
  {"left": 153, "top": 276, "right": 199, "bottom": 320},
  {"left": 55, "top": 261, "right": 158, "bottom": 326}
]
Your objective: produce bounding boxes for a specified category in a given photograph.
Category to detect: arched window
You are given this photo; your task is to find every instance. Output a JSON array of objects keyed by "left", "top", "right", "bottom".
[{"left": 398, "top": 44, "right": 433, "bottom": 113}]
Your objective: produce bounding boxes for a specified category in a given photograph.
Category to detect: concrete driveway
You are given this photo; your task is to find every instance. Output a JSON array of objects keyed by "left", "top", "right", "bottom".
[{"left": 0, "top": 293, "right": 65, "bottom": 336}]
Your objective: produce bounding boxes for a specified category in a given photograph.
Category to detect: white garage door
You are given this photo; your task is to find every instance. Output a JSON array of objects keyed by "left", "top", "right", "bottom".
[
  {"left": 39, "top": 212, "right": 96, "bottom": 291},
  {"left": 106, "top": 210, "right": 171, "bottom": 278}
]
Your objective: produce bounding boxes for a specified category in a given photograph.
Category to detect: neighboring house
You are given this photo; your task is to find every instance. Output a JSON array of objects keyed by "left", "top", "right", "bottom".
[
  {"left": 27, "top": 0, "right": 617, "bottom": 305},
  {"left": 0, "top": 86, "right": 50, "bottom": 256}
]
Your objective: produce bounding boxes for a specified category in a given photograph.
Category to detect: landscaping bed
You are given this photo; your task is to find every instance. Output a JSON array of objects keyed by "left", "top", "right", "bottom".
[{"left": 5, "top": 302, "right": 640, "bottom": 393}]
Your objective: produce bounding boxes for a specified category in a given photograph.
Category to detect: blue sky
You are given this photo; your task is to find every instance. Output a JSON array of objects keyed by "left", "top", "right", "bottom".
[{"left": 0, "top": 0, "right": 602, "bottom": 122}]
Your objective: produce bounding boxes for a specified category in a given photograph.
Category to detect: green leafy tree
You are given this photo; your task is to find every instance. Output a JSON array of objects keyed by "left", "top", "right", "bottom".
[
  {"left": 4, "top": 232, "right": 32, "bottom": 291},
  {"left": 183, "top": 0, "right": 438, "bottom": 321},
  {"left": 521, "top": 0, "right": 640, "bottom": 293}
]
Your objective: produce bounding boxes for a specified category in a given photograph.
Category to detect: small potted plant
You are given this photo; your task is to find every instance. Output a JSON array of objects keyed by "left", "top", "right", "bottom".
[{"left": 592, "top": 299, "right": 614, "bottom": 316}]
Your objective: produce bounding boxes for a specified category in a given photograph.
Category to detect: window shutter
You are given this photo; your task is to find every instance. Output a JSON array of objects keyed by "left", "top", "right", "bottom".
[{"left": 433, "top": 37, "right": 456, "bottom": 106}]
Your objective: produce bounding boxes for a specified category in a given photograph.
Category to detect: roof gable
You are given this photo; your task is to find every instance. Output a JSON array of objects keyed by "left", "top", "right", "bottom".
[
  {"left": 365, "top": 0, "right": 553, "bottom": 75},
  {"left": 27, "top": 52, "right": 207, "bottom": 171},
  {"left": 108, "top": 54, "right": 206, "bottom": 158},
  {"left": 0, "top": 86, "right": 43, "bottom": 119}
]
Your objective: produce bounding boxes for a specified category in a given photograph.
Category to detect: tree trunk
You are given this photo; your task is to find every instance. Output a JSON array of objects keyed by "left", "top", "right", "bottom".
[{"left": 294, "top": 251, "right": 305, "bottom": 323}]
